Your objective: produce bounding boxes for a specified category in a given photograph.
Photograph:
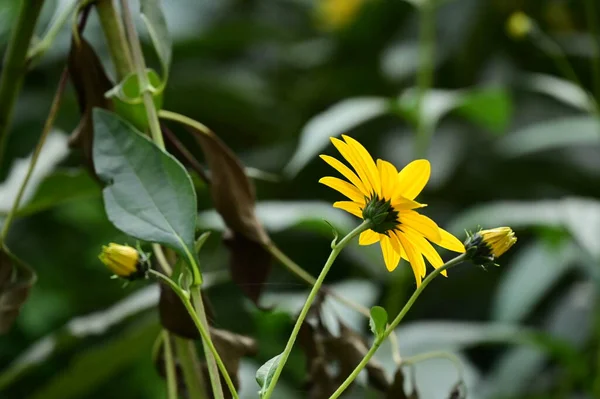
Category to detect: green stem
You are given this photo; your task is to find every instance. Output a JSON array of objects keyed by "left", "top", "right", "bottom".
[
  {"left": 95, "top": 0, "right": 134, "bottom": 80},
  {"left": 261, "top": 220, "right": 372, "bottom": 399},
  {"left": 584, "top": 0, "right": 600, "bottom": 104},
  {"left": 0, "top": 0, "right": 46, "bottom": 166},
  {"left": 27, "top": 0, "right": 78, "bottom": 65},
  {"left": 401, "top": 350, "right": 464, "bottom": 382},
  {"left": 163, "top": 331, "right": 178, "bottom": 399},
  {"left": 265, "top": 241, "right": 403, "bottom": 364},
  {"left": 414, "top": 0, "right": 436, "bottom": 158},
  {"left": 328, "top": 253, "right": 467, "bottom": 399},
  {"left": 192, "top": 287, "right": 225, "bottom": 399},
  {"left": 158, "top": 109, "right": 212, "bottom": 135},
  {"left": 175, "top": 336, "right": 208, "bottom": 399},
  {"left": 150, "top": 270, "right": 239, "bottom": 399},
  {"left": 119, "top": 0, "right": 164, "bottom": 148},
  {"left": 0, "top": 67, "right": 69, "bottom": 245}
]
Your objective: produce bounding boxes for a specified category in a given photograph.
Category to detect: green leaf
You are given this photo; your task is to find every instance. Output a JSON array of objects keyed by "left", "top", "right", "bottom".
[
  {"left": 369, "top": 306, "right": 387, "bottom": 338},
  {"left": 283, "top": 98, "right": 390, "bottom": 177},
  {"left": 105, "top": 70, "right": 163, "bottom": 131},
  {"left": 497, "top": 116, "right": 600, "bottom": 157},
  {"left": 140, "top": 0, "right": 172, "bottom": 84},
  {"left": 256, "top": 353, "right": 282, "bottom": 396},
  {"left": 92, "top": 109, "right": 199, "bottom": 276},
  {"left": 522, "top": 73, "right": 595, "bottom": 112}
]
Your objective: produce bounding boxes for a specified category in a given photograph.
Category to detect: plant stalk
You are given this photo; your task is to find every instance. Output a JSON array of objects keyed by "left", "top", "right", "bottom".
[
  {"left": 175, "top": 336, "right": 208, "bottom": 399},
  {"left": 0, "top": 0, "right": 46, "bottom": 166},
  {"left": 95, "top": 0, "right": 134, "bottom": 80},
  {"left": 261, "top": 220, "right": 372, "bottom": 399},
  {"left": 328, "top": 253, "right": 467, "bottom": 399},
  {"left": 163, "top": 331, "right": 178, "bottom": 399}
]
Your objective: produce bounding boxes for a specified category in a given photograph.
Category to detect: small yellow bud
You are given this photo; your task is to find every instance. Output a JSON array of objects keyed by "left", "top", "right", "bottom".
[
  {"left": 465, "top": 227, "right": 517, "bottom": 267},
  {"left": 317, "top": 0, "right": 366, "bottom": 30},
  {"left": 506, "top": 12, "right": 533, "bottom": 40},
  {"left": 99, "top": 243, "right": 147, "bottom": 280}
]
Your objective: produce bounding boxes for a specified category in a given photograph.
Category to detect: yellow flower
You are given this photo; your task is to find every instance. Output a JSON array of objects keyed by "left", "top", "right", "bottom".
[
  {"left": 319, "top": 135, "right": 465, "bottom": 286},
  {"left": 99, "top": 243, "right": 147, "bottom": 280},
  {"left": 506, "top": 12, "right": 533, "bottom": 40},
  {"left": 465, "top": 227, "right": 517, "bottom": 268},
  {"left": 317, "top": 0, "right": 367, "bottom": 30}
]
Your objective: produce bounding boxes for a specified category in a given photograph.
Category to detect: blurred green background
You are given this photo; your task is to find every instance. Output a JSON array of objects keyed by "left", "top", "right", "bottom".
[{"left": 1, "top": 0, "right": 600, "bottom": 398}]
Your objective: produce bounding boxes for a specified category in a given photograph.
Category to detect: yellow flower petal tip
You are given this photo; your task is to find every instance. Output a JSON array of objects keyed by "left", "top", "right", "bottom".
[
  {"left": 320, "top": 135, "right": 463, "bottom": 286},
  {"left": 465, "top": 227, "right": 517, "bottom": 267},
  {"left": 506, "top": 11, "right": 533, "bottom": 40},
  {"left": 99, "top": 243, "right": 148, "bottom": 280}
]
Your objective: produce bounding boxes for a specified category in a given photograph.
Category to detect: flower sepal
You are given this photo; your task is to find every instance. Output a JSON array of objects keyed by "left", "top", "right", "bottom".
[{"left": 464, "top": 227, "right": 517, "bottom": 269}]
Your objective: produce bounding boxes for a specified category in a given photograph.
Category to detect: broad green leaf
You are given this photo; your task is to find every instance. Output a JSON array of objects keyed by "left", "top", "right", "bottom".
[
  {"left": 369, "top": 306, "right": 387, "bottom": 338},
  {"left": 283, "top": 98, "right": 390, "bottom": 177},
  {"left": 497, "top": 116, "right": 600, "bottom": 157},
  {"left": 105, "top": 70, "right": 163, "bottom": 131},
  {"left": 454, "top": 87, "right": 512, "bottom": 134},
  {"left": 448, "top": 197, "right": 600, "bottom": 259},
  {"left": 492, "top": 241, "right": 577, "bottom": 322},
  {"left": 92, "top": 109, "right": 199, "bottom": 275},
  {"left": 256, "top": 353, "right": 282, "bottom": 396},
  {"left": 140, "top": 0, "right": 172, "bottom": 84}
]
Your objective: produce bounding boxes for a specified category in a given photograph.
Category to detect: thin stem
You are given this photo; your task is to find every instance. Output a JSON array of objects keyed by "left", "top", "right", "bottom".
[
  {"left": 0, "top": 68, "right": 69, "bottom": 245},
  {"left": 328, "top": 253, "right": 467, "bottom": 399},
  {"left": 27, "top": 0, "right": 78, "bottom": 65},
  {"left": 261, "top": 220, "right": 372, "bottom": 399},
  {"left": 401, "top": 350, "right": 464, "bottom": 383},
  {"left": 175, "top": 336, "right": 208, "bottom": 399},
  {"left": 153, "top": 243, "right": 172, "bottom": 275},
  {"left": 159, "top": 110, "right": 212, "bottom": 135},
  {"left": 150, "top": 270, "right": 239, "bottom": 399},
  {"left": 414, "top": 0, "right": 436, "bottom": 158},
  {"left": 0, "top": 0, "right": 46, "bottom": 166},
  {"left": 119, "top": 0, "right": 164, "bottom": 148},
  {"left": 163, "top": 331, "right": 178, "bottom": 399},
  {"left": 192, "top": 288, "right": 225, "bottom": 399},
  {"left": 95, "top": 0, "right": 134, "bottom": 80},
  {"left": 265, "top": 241, "right": 402, "bottom": 364},
  {"left": 584, "top": 0, "right": 600, "bottom": 104}
]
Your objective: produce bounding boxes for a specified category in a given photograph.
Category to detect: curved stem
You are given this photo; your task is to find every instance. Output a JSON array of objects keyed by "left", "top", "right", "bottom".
[
  {"left": 328, "top": 253, "right": 468, "bottom": 399},
  {"left": 261, "top": 220, "right": 372, "bottom": 399},
  {"left": 28, "top": 0, "right": 78, "bottom": 65},
  {"left": 150, "top": 270, "right": 239, "bottom": 399},
  {"left": 0, "top": 68, "right": 69, "bottom": 245},
  {"left": 401, "top": 350, "right": 465, "bottom": 383},
  {"left": 163, "top": 331, "right": 178, "bottom": 399},
  {"left": 0, "top": 0, "right": 46, "bottom": 166}
]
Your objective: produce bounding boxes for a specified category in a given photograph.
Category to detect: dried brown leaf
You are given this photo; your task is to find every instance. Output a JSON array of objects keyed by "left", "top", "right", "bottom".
[
  {"left": 0, "top": 247, "right": 36, "bottom": 333},
  {"left": 386, "top": 368, "right": 409, "bottom": 399}
]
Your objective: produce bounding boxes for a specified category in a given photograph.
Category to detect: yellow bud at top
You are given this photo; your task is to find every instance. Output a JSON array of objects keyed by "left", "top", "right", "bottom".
[
  {"left": 317, "top": 0, "right": 366, "bottom": 30},
  {"left": 506, "top": 11, "right": 533, "bottom": 40},
  {"left": 480, "top": 227, "right": 517, "bottom": 258},
  {"left": 99, "top": 243, "right": 141, "bottom": 279}
]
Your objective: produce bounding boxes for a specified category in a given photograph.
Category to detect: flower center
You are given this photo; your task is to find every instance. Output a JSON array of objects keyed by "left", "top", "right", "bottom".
[{"left": 362, "top": 195, "right": 400, "bottom": 234}]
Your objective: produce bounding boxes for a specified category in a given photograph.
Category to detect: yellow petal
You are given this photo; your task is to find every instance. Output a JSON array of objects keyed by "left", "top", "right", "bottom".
[
  {"left": 380, "top": 235, "right": 400, "bottom": 271},
  {"left": 359, "top": 229, "right": 380, "bottom": 245},
  {"left": 333, "top": 201, "right": 363, "bottom": 218},
  {"left": 435, "top": 228, "right": 466, "bottom": 253},
  {"left": 342, "top": 135, "right": 381, "bottom": 197},
  {"left": 398, "top": 210, "right": 441, "bottom": 242},
  {"left": 400, "top": 226, "right": 446, "bottom": 276},
  {"left": 391, "top": 196, "right": 424, "bottom": 210},
  {"left": 319, "top": 176, "right": 364, "bottom": 202},
  {"left": 396, "top": 231, "right": 426, "bottom": 283},
  {"left": 376, "top": 159, "right": 399, "bottom": 200},
  {"left": 320, "top": 155, "right": 368, "bottom": 196},
  {"left": 397, "top": 159, "right": 430, "bottom": 200},
  {"left": 331, "top": 138, "right": 373, "bottom": 194}
]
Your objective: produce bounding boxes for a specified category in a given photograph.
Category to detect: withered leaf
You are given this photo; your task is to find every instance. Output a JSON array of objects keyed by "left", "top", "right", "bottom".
[
  {"left": 0, "top": 247, "right": 36, "bottom": 333},
  {"left": 158, "top": 282, "right": 214, "bottom": 340},
  {"left": 67, "top": 36, "right": 112, "bottom": 172},
  {"left": 387, "top": 368, "right": 409, "bottom": 399},
  {"left": 299, "top": 321, "right": 337, "bottom": 399}
]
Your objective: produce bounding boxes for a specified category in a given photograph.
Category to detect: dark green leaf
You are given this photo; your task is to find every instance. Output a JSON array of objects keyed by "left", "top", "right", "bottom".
[
  {"left": 0, "top": 247, "right": 36, "bottom": 333},
  {"left": 92, "top": 109, "right": 199, "bottom": 274},
  {"left": 369, "top": 305, "right": 387, "bottom": 338},
  {"left": 256, "top": 353, "right": 282, "bottom": 396},
  {"left": 140, "top": 0, "right": 172, "bottom": 83}
]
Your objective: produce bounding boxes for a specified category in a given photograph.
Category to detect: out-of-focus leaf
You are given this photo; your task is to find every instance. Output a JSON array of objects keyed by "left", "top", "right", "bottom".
[
  {"left": 210, "top": 327, "right": 258, "bottom": 390},
  {"left": 448, "top": 197, "right": 600, "bottom": 259},
  {"left": 497, "top": 116, "right": 600, "bottom": 157},
  {"left": 67, "top": 37, "right": 112, "bottom": 170},
  {"left": 492, "top": 241, "right": 577, "bottom": 322},
  {"left": 256, "top": 353, "right": 282, "bottom": 396},
  {"left": 16, "top": 169, "right": 100, "bottom": 217},
  {"left": 105, "top": 70, "right": 163, "bottom": 132},
  {"left": 284, "top": 98, "right": 390, "bottom": 177},
  {"left": 0, "top": 247, "right": 36, "bottom": 333},
  {"left": 140, "top": 0, "right": 172, "bottom": 84},
  {"left": 30, "top": 318, "right": 161, "bottom": 399},
  {"left": 380, "top": 41, "right": 421, "bottom": 83},
  {"left": 369, "top": 306, "right": 387, "bottom": 338},
  {"left": 0, "top": 133, "right": 69, "bottom": 214},
  {"left": 92, "top": 109, "right": 199, "bottom": 274},
  {"left": 522, "top": 73, "right": 595, "bottom": 112}
]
